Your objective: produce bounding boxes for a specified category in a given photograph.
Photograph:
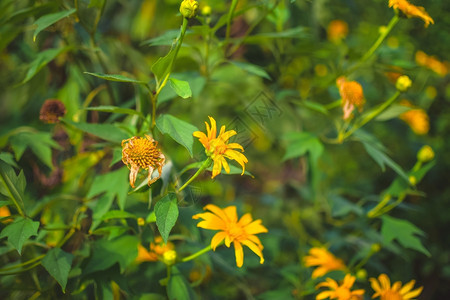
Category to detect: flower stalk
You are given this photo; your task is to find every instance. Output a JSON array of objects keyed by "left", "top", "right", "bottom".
[
  {"left": 180, "top": 244, "right": 214, "bottom": 263},
  {"left": 177, "top": 158, "right": 212, "bottom": 192}
]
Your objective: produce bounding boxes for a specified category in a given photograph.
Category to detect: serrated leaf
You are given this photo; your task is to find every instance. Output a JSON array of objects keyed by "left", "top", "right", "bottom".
[
  {"left": 0, "top": 217, "right": 39, "bottom": 254},
  {"left": 41, "top": 248, "right": 74, "bottom": 292},
  {"left": 0, "top": 152, "right": 19, "bottom": 169},
  {"left": 230, "top": 61, "right": 271, "bottom": 80},
  {"left": 0, "top": 160, "right": 26, "bottom": 215},
  {"left": 381, "top": 215, "right": 430, "bottom": 256},
  {"left": 87, "top": 167, "right": 129, "bottom": 210},
  {"left": 21, "top": 47, "right": 70, "bottom": 84},
  {"left": 33, "top": 8, "right": 76, "bottom": 41},
  {"left": 152, "top": 47, "right": 176, "bottom": 85},
  {"left": 84, "top": 72, "right": 147, "bottom": 84},
  {"left": 156, "top": 115, "right": 198, "bottom": 157},
  {"left": 100, "top": 210, "right": 136, "bottom": 221},
  {"left": 375, "top": 104, "right": 411, "bottom": 121},
  {"left": 168, "top": 78, "right": 192, "bottom": 99},
  {"left": 167, "top": 266, "right": 196, "bottom": 300},
  {"left": 85, "top": 105, "right": 144, "bottom": 118},
  {"left": 155, "top": 193, "right": 178, "bottom": 243},
  {"left": 83, "top": 235, "right": 139, "bottom": 275},
  {"left": 62, "top": 118, "right": 129, "bottom": 143}
]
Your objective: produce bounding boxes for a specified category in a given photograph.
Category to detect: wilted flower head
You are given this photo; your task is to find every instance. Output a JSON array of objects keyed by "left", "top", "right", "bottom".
[
  {"left": 304, "top": 247, "right": 347, "bottom": 278},
  {"left": 336, "top": 77, "right": 365, "bottom": 120},
  {"left": 370, "top": 274, "right": 423, "bottom": 300},
  {"left": 316, "top": 274, "right": 365, "bottom": 300},
  {"left": 415, "top": 51, "right": 448, "bottom": 77},
  {"left": 193, "top": 116, "right": 248, "bottom": 178},
  {"left": 389, "top": 0, "right": 434, "bottom": 27},
  {"left": 399, "top": 100, "right": 429, "bottom": 135},
  {"left": 39, "top": 99, "right": 66, "bottom": 123},
  {"left": 327, "top": 20, "right": 349, "bottom": 43},
  {"left": 122, "top": 135, "right": 165, "bottom": 188},
  {"left": 193, "top": 204, "right": 268, "bottom": 268},
  {"left": 180, "top": 0, "right": 199, "bottom": 18}
]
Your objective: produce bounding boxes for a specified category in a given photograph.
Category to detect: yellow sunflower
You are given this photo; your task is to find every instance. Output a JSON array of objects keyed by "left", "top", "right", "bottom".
[
  {"left": 389, "top": 0, "right": 434, "bottom": 27},
  {"left": 370, "top": 274, "right": 423, "bottom": 300},
  {"left": 316, "top": 274, "right": 365, "bottom": 300},
  {"left": 304, "top": 247, "right": 347, "bottom": 278}
]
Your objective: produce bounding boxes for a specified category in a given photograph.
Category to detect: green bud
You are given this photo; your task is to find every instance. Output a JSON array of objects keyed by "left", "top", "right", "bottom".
[
  {"left": 180, "top": 0, "right": 199, "bottom": 19},
  {"left": 417, "top": 145, "right": 434, "bottom": 162},
  {"left": 396, "top": 75, "right": 412, "bottom": 92}
]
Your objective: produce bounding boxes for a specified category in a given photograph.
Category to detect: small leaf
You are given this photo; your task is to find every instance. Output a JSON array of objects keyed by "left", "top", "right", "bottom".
[
  {"left": 84, "top": 72, "right": 147, "bottom": 84},
  {"left": 155, "top": 193, "right": 179, "bottom": 243},
  {"left": 33, "top": 9, "right": 76, "bottom": 41},
  {"left": 167, "top": 266, "right": 196, "bottom": 300},
  {"left": 100, "top": 210, "right": 137, "bottom": 221},
  {"left": 375, "top": 105, "right": 411, "bottom": 121},
  {"left": 282, "top": 132, "right": 324, "bottom": 164},
  {"left": 0, "top": 217, "right": 39, "bottom": 254},
  {"left": 0, "top": 160, "right": 26, "bottom": 215},
  {"left": 87, "top": 167, "right": 129, "bottom": 210},
  {"left": 41, "top": 248, "right": 74, "bottom": 292},
  {"left": 152, "top": 47, "right": 176, "bottom": 85},
  {"left": 141, "top": 29, "right": 187, "bottom": 47},
  {"left": 168, "top": 78, "right": 192, "bottom": 99},
  {"left": 381, "top": 215, "right": 430, "bottom": 256},
  {"left": 230, "top": 61, "right": 271, "bottom": 80},
  {"left": 62, "top": 118, "right": 129, "bottom": 143},
  {"left": 21, "top": 47, "right": 70, "bottom": 84},
  {"left": 156, "top": 115, "right": 199, "bottom": 157},
  {"left": 85, "top": 105, "right": 144, "bottom": 118}
]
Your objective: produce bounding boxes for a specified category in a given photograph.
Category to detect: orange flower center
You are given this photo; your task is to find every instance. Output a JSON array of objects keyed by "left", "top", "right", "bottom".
[
  {"left": 227, "top": 223, "right": 246, "bottom": 242},
  {"left": 381, "top": 290, "right": 402, "bottom": 300},
  {"left": 123, "top": 137, "right": 161, "bottom": 169},
  {"left": 207, "top": 138, "right": 228, "bottom": 157},
  {"left": 335, "top": 287, "right": 351, "bottom": 300}
]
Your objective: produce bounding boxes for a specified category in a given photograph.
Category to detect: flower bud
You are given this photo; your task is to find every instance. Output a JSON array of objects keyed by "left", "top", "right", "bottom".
[
  {"left": 417, "top": 145, "right": 434, "bottom": 162},
  {"left": 163, "top": 250, "right": 177, "bottom": 265},
  {"left": 370, "top": 243, "right": 381, "bottom": 253},
  {"left": 202, "top": 5, "right": 211, "bottom": 16},
  {"left": 137, "top": 217, "right": 145, "bottom": 226},
  {"left": 356, "top": 269, "right": 367, "bottom": 280},
  {"left": 396, "top": 75, "right": 412, "bottom": 92},
  {"left": 180, "top": 0, "right": 199, "bottom": 19},
  {"left": 409, "top": 175, "right": 417, "bottom": 186}
]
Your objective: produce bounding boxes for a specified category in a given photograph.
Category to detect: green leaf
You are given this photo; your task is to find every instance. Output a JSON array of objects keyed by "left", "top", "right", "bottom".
[
  {"left": 9, "top": 131, "right": 61, "bottom": 169},
  {"left": 381, "top": 215, "right": 430, "bottom": 256},
  {"left": 0, "top": 152, "right": 19, "bottom": 169},
  {"left": 302, "top": 100, "right": 329, "bottom": 115},
  {"left": 375, "top": 104, "right": 411, "bottom": 121},
  {"left": 100, "top": 210, "right": 137, "bottom": 221},
  {"left": 83, "top": 235, "right": 139, "bottom": 274},
  {"left": 62, "top": 118, "right": 129, "bottom": 143},
  {"left": 91, "top": 226, "right": 129, "bottom": 240},
  {"left": 156, "top": 115, "right": 199, "bottom": 157},
  {"left": 155, "top": 193, "right": 179, "bottom": 244},
  {"left": 168, "top": 78, "right": 192, "bottom": 99},
  {"left": 167, "top": 266, "right": 196, "bottom": 300},
  {"left": 282, "top": 132, "right": 324, "bottom": 164},
  {"left": 230, "top": 61, "right": 271, "bottom": 80},
  {"left": 85, "top": 105, "right": 144, "bottom": 118},
  {"left": 141, "top": 29, "right": 187, "bottom": 47},
  {"left": 0, "top": 217, "right": 39, "bottom": 254},
  {"left": 84, "top": 72, "right": 147, "bottom": 84},
  {"left": 87, "top": 167, "right": 129, "bottom": 210},
  {"left": 21, "top": 47, "right": 70, "bottom": 84},
  {"left": 33, "top": 8, "right": 76, "bottom": 41},
  {"left": 152, "top": 46, "right": 176, "bottom": 85},
  {"left": 0, "top": 160, "right": 26, "bottom": 215},
  {"left": 41, "top": 248, "right": 74, "bottom": 293}
]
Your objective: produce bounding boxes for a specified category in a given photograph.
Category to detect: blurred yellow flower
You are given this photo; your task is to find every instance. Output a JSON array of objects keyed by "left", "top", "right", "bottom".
[
  {"left": 417, "top": 145, "right": 434, "bottom": 162},
  {"left": 304, "top": 247, "right": 346, "bottom": 278},
  {"left": 193, "top": 116, "right": 248, "bottom": 178},
  {"left": 415, "top": 51, "right": 448, "bottom": 77},
  {"left": 399, "top": 100, "right": 429, "bottom": 135},
  {"left": 193, "top": 204, "right": 268, "bottom": 268},
  {"left": 327, "top": 20, "right": 349, "bottom": 43},
  {"left": 389, "top": 0, "right": 434, "bottom": 27},
  {"left": 136, "top": 236, "right": 175, "bottom": 263},
  {"left": 316, "top": 274, "right": 365, "bottom": 300},
  {"left": 121, "top": 135, "right": 165, "bottom": 188},
  {"left": 370, "top": 274, "right": 423, "bottom": 300},
  {"left": 336, "top": 77, "right": 365, "bottom": 120},
  {"left": 0, "top": 206, "right": 12, "bottom": 223}
]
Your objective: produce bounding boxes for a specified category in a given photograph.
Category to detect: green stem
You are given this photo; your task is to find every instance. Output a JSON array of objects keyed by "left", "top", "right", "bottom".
[
  {"left": 177, "top": 158, "right": 212, "bottom": 192},
  {"left": 225, "top": 0, "right": 239, "bottom": 42},
  {"left": 361, "top": 15, "right": 399, "bottom": 63},
  {"left": 180, "top": 244, "right": 214, "bottom": 263}
]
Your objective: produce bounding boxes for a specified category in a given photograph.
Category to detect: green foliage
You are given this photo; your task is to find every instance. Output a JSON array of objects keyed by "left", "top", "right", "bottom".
[
  {"left": 41, "top": 247, "right": 74, "bottom": 292},
  {"left": 155, "top": 193, "right": 179, "bottom": 244},
  {"left": 0, "top": 217, "right": 39, "bottom": 254},
  {"left": 32, "top": 8, "right": 76, "bottom": 41},
  {"left": 156, "top": 114, "right": 198, "bottom": 157}
]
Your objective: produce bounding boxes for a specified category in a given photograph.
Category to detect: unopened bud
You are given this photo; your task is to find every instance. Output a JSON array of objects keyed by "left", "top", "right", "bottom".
[
  {"left": 371, "top": 243, "right": 381, "bottom": 253},
  {"left": 356, "top": 269, "right": 367, "bottom": 280},
  {"left": 396, "top": 75, "right": 412, "bottom": 92},
  {"left": 417, "top": 145, "right": 434, "bottom": 162},
  {"left": 137, "top": 217, "right": 145, "bottom": 226},
  {"left": 163, "top": 250, "right": 177, "bottom": 265},
  {"left": 409, "top": 175, "right": 417, "bottom": 186},
  {"left": 180, "top": 0, "right": 199, "bottom": 19},
  {"left": 202, "top": 5, "right": 211, "bottom": 16}
]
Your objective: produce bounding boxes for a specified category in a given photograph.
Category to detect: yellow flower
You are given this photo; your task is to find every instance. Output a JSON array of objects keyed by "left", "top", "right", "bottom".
[
  {"left": 415, "top": 51, "right": 448, "bottom": 77},
  {"left": 193, "top": 116, "right": 248, "bottom": 178},
  {"left": 180, "top": 0, "right": 199, "bottom": 18},
  {"left": 389, "top": 0, "right": 434, "bottom": 27},
  {"left": 136, "top": 236, "right": 175, "bottom": 263},
  {"left": 304, "top": 247, "right": 347, "bottom": 278},
  {"left": 316, "top": 274, "right": 365, "bottom": 300},
  {"left": 336, "top": 77, "right": 365, "bottom": 120},
  {"left": 121, "top": 135, "right": 165, "bottom": 188},
  {"left": 0, "top": 206, "right": 12, "bottom": 224},
  {"left": 370, "top": 274, "right": 423, "bottom": 300},
  {"left": 399, "top": 100, "right": 429, "bottom": 135},
  {"left": 192, "top": 204, "right": 268, "bottom": 268},
  {"left": 327, "top": 20, "right": 349, "bottom": 43}
]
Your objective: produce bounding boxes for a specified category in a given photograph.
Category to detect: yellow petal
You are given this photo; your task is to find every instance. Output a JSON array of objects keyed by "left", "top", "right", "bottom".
[
  {"left": 223, "top": 206, "right": 238, "bottom": 223},
  {"left": 244, "top": 219, "right": 268, "bottom": 234},
  {"left": 403, "top": 286, "right": 423, "bottom": 299},
  {"left": 203, "top": 204, "right": 229, "bottom": 221},
  {"left": 369, "top": 277, "right": 381, "bottom": 294},
  {"left": 211, "top": 231, "right": 227, "bottom": 250},
  {"left": 227, "top": 142, "right": 244, "bottom": 151},
  {"left": 378, "top": 274, "right": 391, "bottom": 290},
  {"left": 241, "top": 239, "right": 264, "bottom": 264},
  {"left": 129, "top": 164, "right": 140, "bottom": 188},
  {"left": 207, "top": 116, "right": 217, "bottom": 139},
  {"left": 316, "top": 291, "right": 334, "bottom": 300},
  {"left": 194, "top": 212, "right": 227, "bottom": 230},
  {"left": 237, "top": 213, "right": 253, "bottom": 227},
  {"left": 211, "top": 157, "right": 223, "bottom": 178},
  {"left": 399, "top": 280, "right": 415, "bottom": 294},
  {"left": 234, "top": 241, "right": 244, "bottom": 268},
  {"left": 221, "top": 156, "right": 230, "bottom": 174}
]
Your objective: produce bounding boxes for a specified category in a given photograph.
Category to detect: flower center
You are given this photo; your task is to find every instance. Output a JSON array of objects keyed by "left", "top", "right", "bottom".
[
  {"left": 382, "top": 290, "right": 403, "bottom": 300},
  {"left": 124, "top": 138, "right": 161, "bottom": 169},
  {"left": 227, "top": 223, "right": 246, "bottom": 242},
  {"left": 335, "top": 286, "right": 351, "bottom": 300},
  {"left": 207, "top": 138, "right": 228, "bottom": 157}
]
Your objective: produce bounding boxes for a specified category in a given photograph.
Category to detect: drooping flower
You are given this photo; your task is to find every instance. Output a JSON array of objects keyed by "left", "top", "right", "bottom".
[
  {"left": 193, "top": 116, "right": 248, "bottom": 178},
  {"left": 136, "top": 236, "right": 175, "bottom": 263},
  {"left": 399, "top": 100, "right": 429, "bottom": 135},
  {"left": 316, "top": 274, "right": 365, "bottom": 300},
  {"left": 304, "top": 247, "right": 347, "bottom": 278},
  {"left": 39, "top": 99, "right": 66, "bottom": 123},
  {"left": 121, "top": 135, "right": 165, "bottom": 188},
  {"left": 192, "top": 204, "right": 268, "bottom": 268},
  {"left": 415, "top": 51, "right": 448, "bottom": 77},
  {"left": 327, "top": 20, "right": 349, "bottom": 43},
  {"left": 370, "top": 274, "right": 423, "bottom": 300},
  {"left": 336, "top": 77, "right": 365, "bottom": 120},
  {"left": 389, "top": 0, "right": 434, "bottom": 27}
]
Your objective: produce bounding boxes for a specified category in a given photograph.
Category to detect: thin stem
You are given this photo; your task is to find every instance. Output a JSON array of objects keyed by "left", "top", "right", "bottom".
[
  {"left": 225, "top": 0, "right": 239, "bottom": 42},
  {"left": 177, "top": 158, "right": 212, "bottom": 192},
  {"left": 180, "top": 244, "right": 213, "bottom": 263}
]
